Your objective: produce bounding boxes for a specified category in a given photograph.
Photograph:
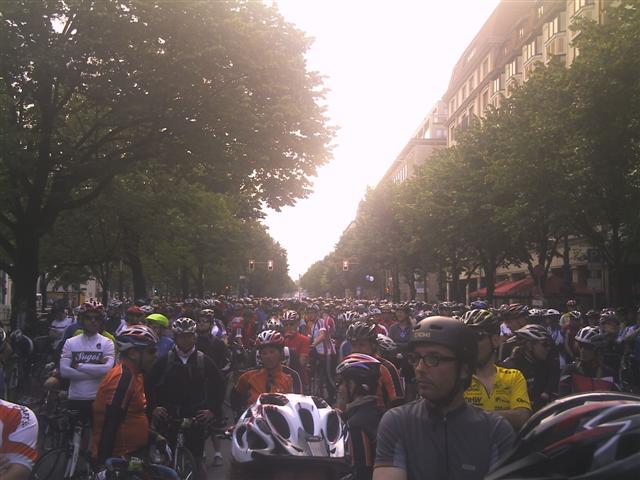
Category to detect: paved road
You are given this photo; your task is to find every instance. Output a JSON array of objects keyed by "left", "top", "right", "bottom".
[{"left": 203, "top": 434, "right": 232, "bottom": 479}]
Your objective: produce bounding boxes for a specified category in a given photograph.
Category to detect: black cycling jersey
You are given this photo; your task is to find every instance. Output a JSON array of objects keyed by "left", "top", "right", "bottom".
[
  {"left": 501, "top": 347, "right": 559, "bottom": 411},
  {"left": 344, "top": 395, "right": 381, "bottom": 480},
  {"left": 375, "top": 399, "right": 515, "bottom": 480}
]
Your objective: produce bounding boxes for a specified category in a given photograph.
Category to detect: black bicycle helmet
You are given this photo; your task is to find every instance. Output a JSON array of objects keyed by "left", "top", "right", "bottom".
[
  {"left": 487, "top": 392, "right": 640, "bottom": 480},
  {"left": 346, "top": 321, "right": 377, "bottom": 342},
  {"left": 409, "top": 316, "right": 477, "bottom": 370}
]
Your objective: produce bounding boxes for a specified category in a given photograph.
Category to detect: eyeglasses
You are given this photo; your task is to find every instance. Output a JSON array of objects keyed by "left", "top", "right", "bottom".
[
  {"left": 539, "top": 341, "right": 553, "bottom": 349},
  {"left": 578, "top": 343, "right": 596, "bottom": 350},
  {"left": 84, "top": 315, "right": 103, "bottom": 322},
  {"left": 407, "top": 352, "right": 457, "bottom": 367}
]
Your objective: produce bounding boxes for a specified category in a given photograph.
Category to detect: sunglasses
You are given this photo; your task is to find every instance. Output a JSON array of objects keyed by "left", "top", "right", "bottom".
[{"left": 407, "top": 352, "right": 457, "bottom": 367}]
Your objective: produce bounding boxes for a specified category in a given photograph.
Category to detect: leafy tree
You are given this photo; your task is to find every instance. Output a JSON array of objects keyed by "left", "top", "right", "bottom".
[
  {"left": 0, "top": 0, "right": 332, "bottom": 323},
  {"left": 562, "top": 2, "right": 640, "bottom": 305}
]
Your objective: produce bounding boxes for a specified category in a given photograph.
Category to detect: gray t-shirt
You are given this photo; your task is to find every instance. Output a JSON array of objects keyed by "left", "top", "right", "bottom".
[{"left": 375, "top": 399, "right": 515, "bottom": 480}]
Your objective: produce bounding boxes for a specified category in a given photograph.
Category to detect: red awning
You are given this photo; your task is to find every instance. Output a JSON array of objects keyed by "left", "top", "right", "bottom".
[{"left": 469, "top": 275, "right": 593, "bottom": 299}]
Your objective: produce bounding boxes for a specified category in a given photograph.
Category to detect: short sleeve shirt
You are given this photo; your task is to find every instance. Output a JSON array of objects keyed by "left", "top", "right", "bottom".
[
  {"left": 464, "top": 365, "right": 532, "bottom": 412},
  {"left": 375, "top": 400, "right": 515, "bottom": 480},
  {"left": 0, "top": 399, "right": 38, "bottom": 471}
]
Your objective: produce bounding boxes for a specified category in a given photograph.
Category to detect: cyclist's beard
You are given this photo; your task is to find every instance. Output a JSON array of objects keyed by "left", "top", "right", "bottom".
[{"left": 425, "top": 363, "right": 465, "bottom": 411}]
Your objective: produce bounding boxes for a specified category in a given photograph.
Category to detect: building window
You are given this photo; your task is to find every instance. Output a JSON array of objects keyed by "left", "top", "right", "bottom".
[
  {"left": 493, "top": 76, "right": 501, "bottom": 94},
  {"left": 524, "top": 39, "right": 536, "bottom": 61},
  {"left": 573, "top": 0, "right": 589, "bottom": 13},
  {"left": 545, "top": 16, "right": 562, "bottom": 41},
  {"left": 506, "top": 59, "right": 517, "bottom": 78},
  {"left": 481, "top": 90, "right": 489, "bottom": 111},
  {"left": 481, "top": 57, "right": 489, "bottom": 78},
  {"left": 519, "top": 27, "right": 524, "bottom": 39},
  {"left": 538, "top": 5, "right": 544, "bottom": 18}
]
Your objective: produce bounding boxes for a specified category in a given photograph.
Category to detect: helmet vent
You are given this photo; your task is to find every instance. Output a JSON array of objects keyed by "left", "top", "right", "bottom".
[
  {"left": 260, "top": 393, "right": 289, "bottom": 406},
  {"left": 246, "top": 429, "right": 268, "bottom": 450},
  {"left": 312, "top": 396, "right": 328, "bottom": 409},
  {"left": 325, "top": 411, "right": 340, "bottom": 443},
  {"left": 235, "top": 425, "right": 247, "bottom": 447},
  {"left": 298, "top": 408, "right": 315, "bottom": 435},
  {"left": 265, "top": 408, "right": 290, "bottom": 439}
]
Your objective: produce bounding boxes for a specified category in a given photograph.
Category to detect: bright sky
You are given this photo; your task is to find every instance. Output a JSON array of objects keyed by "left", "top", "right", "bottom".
[{"left": 264, "top": 0, "right": 500, "bottom": 280}]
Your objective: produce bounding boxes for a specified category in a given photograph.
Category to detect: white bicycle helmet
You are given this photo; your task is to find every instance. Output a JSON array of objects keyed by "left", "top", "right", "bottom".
[
  {"left": 116, "top": 324, "right": 159, "bottom": 352},
  {"left": 172, "top": 317, "right": 197, "bottom": 334},
  {"left": 513, "top": 324, "right": 552, "bottom": 343},
  {"left": 231, "top": 393, "right": 347, "bottom": 464},
  {"left": 574, "top": 325, "right": 607, "bottom": 348}
]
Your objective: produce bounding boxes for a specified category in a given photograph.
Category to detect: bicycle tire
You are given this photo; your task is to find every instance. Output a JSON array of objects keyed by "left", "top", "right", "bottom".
[
  {"left": 173, "top": 446, "right": 196, "bottom": 480},
  {"left": 32, "top": 446, "right": 94, "bottom": 480}
]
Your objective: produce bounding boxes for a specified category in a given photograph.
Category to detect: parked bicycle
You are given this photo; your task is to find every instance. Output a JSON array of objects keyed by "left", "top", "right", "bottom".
[{"left": 31, "top": 408, "right": 93, "bottom": 479}]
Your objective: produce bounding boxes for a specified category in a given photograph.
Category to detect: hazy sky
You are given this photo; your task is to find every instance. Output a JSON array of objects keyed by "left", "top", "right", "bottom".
[{"left": 265, "top": 0, "right": 500, "bottom": 279}]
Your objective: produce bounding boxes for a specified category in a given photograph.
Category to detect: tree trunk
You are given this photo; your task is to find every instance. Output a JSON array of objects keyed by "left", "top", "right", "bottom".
[
  {"left": 562, "top": 235, "right": 573, "bottom": 299},
  {"left": 126, "top": 253, "right": 147, "bottom": 300},
  {"left": 180, "top": 265, "right": 190, "bottom": 299},
  {"left": 407, "top": 270, "right": 416, "bottom": 300},
  {"left": 39, "top": 272, "right": 48, "bottom": 312},
  {"left": 485, "top": 265, "right": 496, "bottom": 303},
  {"left": 11, "top": 233, "right": 40, "bottom": 332},
  {"left": 392, "top": 266, "right": 401, "bottom": 303}
]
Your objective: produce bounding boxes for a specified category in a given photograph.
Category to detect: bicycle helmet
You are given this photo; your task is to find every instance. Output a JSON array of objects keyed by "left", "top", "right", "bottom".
[
  {"left": 282, "top": 310, "right": 300, "bottom": 323},
  {"left": 346, "top": 321, "right": 377, "bottom": 342},
  {"left": 255, "top": 329, "right": 285, "bottom": 349},
  {"left": 376, "top": 334, "right": 398, "bottom": 356},
  {"left": 336, "top": 353, "right": 380, "bottom": 388},
  {"left": 264, "top": 317, "right": 283, "bottom": 332},
  {"left": 512, "top": 324, "right": 552, "bottom": 343},
  {"left": 126, "top": 305, "right": 144, "bottom": 315},
  {"left": 461, "top": 309, "right": 499, "bottom": 334},
  {"left": 116, "top": 324, "right": 159, "bottom": 352},
  {"left": 199, "top": 309, "right": 215, "bottom": 318},
  {"left": 145, "top": 313, "right": 169, "bottom": 329},
  {"left": 542, "top": 308, "right": 561, "bottom": 319},
  {"left": 503, "top": 303, "right": 529, "bottom": 319},
  {"left": 140, "top": 305, "right": 154, "bottom": 315},
  {"left": 231, "top": 393, "right": 347, "bottom": 467},
  {"left": 574, "top": 325, "right": 607, "bottom": 348},
  {"left": 487, "top": 392, "right": 640, "bottom": 480},
  {"left": 341, "top": 311, "right": 361, "bottom": 324},
  {"left": 0, "top": 327, "right": 7, "bottom": 352},
  {"left": 410, "top": 316, "right": 477, "bottom": 369},
  {"left": 79, "top": 300, "right": 105, "bottom": 315},
  {"left": 470, "top": 300, "right": 489, "bottom": 310},
  {"left": 600, "top": 310, "right": 619, "bottom": 324},
  {"left": 368, "top": 307, "right": 382, "bottom": 316},
  {"left": 172, "top": 317, "right": 197, "bottom": 334}
]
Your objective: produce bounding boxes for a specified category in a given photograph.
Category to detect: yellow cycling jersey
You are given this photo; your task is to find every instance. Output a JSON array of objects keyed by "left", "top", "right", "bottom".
[{"left": 464, "top": 365, "right": 532, "bottom": 412}]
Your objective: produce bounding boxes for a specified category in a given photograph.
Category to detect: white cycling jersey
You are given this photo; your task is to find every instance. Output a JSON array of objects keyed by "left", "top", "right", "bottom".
[
  {"left": 60, "top": 332, "right": 115, "bottom": 400},
  {"left": 0, "top": 399, "right": 38, "bottom": 471}
]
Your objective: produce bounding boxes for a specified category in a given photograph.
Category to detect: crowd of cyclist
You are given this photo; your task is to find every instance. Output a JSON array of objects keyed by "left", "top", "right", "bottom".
[{"left": 1, "top": 295, "right": 640, "bottom": 479}]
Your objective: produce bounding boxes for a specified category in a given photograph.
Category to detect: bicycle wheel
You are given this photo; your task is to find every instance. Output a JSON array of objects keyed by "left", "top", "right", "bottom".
[
  {"left": 174, "top": 446, "right": 196, "bottom": 480},
  {"left": 33, "top": 446, "right": 94, "bottom": 480}
]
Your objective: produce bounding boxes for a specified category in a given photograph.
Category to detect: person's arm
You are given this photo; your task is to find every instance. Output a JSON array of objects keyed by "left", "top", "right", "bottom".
[
  {"left": 500, "top": 369, "right": 532, "bottom": 430},
  {"left": 230, "top": 371, "right": 250, "bottom": 413},
  {"left": 76, "top": 341, "right": 115, "bottom": 377},
  {"left": 59, "top": 339, "right": 93, "bottom": 380},
  {"left": 374, "top": 409, "right": 408, "bottom": 480},
  {"left": 310, "top": 328, "right": 326, "bottom": 349},
  {"left": 0, "top": 463, "right": 31, "bottom": 480},
  {"left": 494, "top": 408, "right": 530, "bottom": 431},
  {"left": 96, "top": 368, "right": 133, "bottom": 465},
  {"left": 204, "top": 355, "right": 225, "bottom": 418},
  {"left": 489, "top": 415, "right": 516, "bottom": 468}
]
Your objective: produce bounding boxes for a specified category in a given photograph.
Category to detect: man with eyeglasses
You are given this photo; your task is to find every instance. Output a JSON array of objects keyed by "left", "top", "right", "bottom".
[
  {"left": 374, "top": 316, "right": 514, "bottom": 480},
  {"left": 462, "top": 309, "right": 532, "bottom": 430},
  {"left": 500, "top": 324, "right": 558, "bottom": 411}
]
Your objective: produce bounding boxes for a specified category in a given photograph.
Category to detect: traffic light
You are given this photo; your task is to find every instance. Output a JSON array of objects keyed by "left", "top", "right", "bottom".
[
  {"left": 249, "top": 260, "right": 255, "bottom": 271},
  {"left": 342, "top": 260, "right": 349, "bottom": 271},
  {"left": 267, "top": 260, "right": 274, "bottom": 271}
]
